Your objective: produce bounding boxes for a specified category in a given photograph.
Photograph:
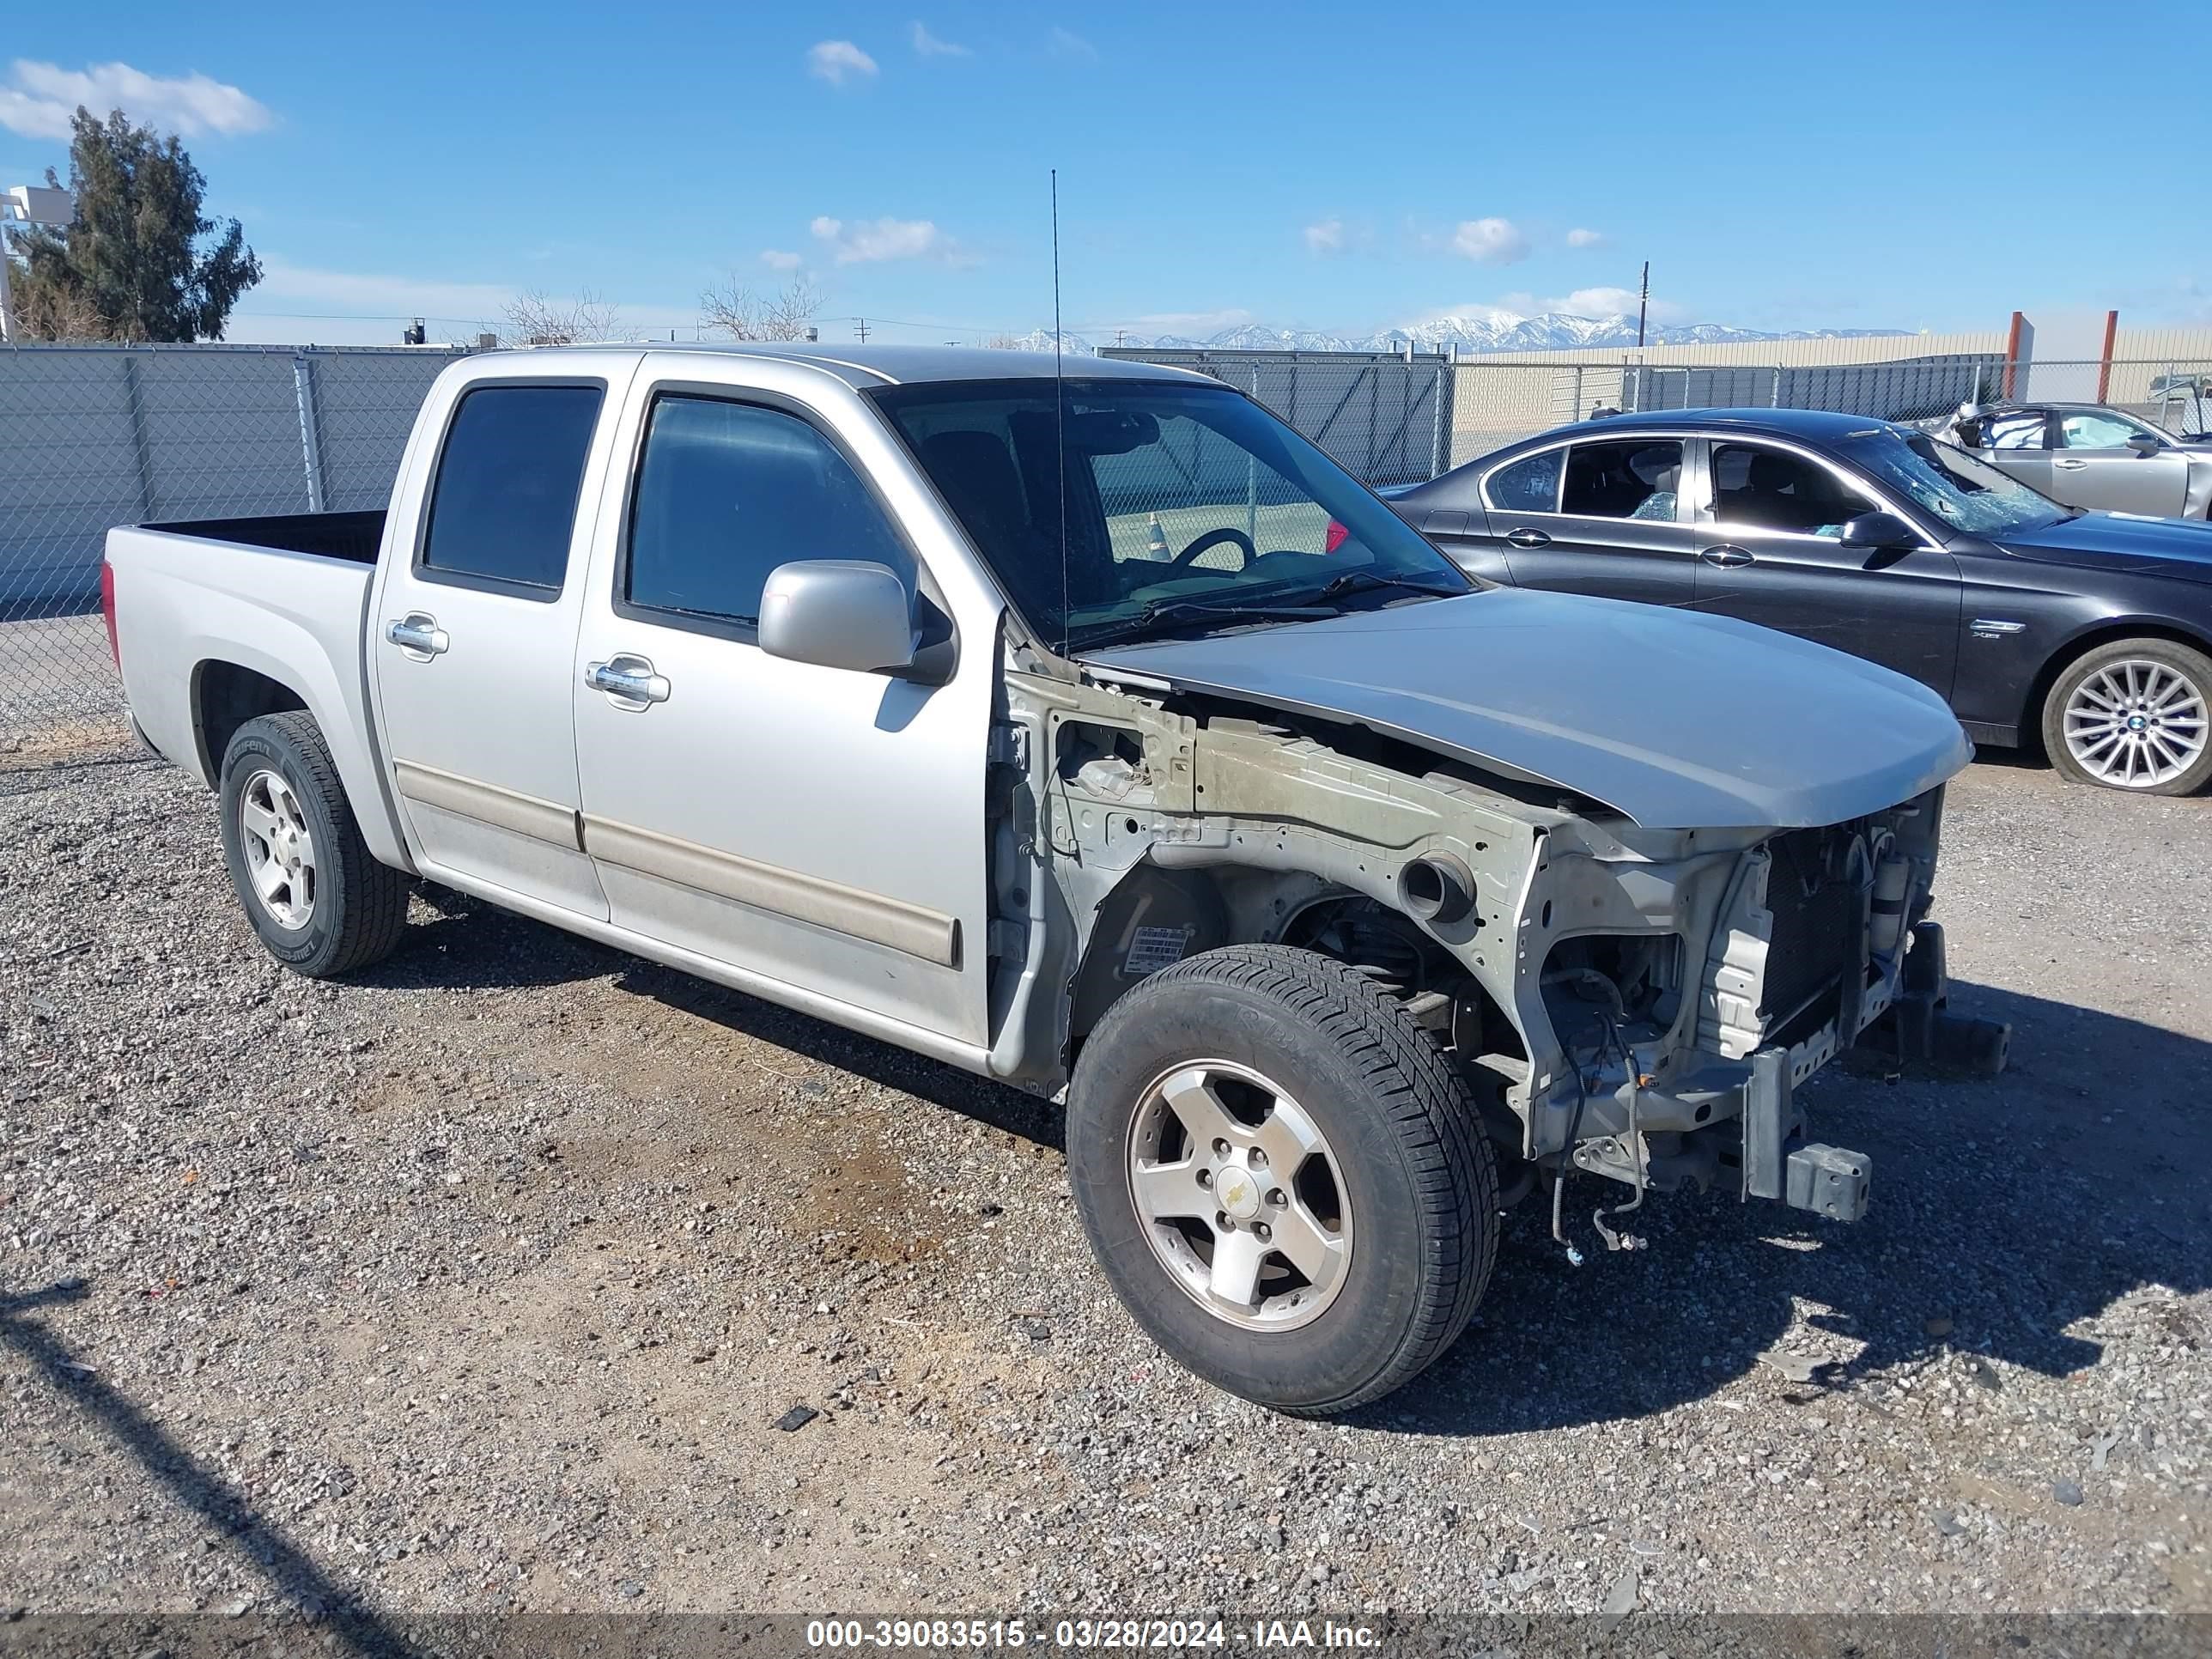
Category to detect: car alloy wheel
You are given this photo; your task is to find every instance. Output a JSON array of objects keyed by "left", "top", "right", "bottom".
[
  {"left": 238, "top": 766, "right": 318, "bottom": 928},
  {"left": 2060, "top": 657, "right": 2209, "bottom": 788},
  {"left": 1125, "top": 1058, "right": 1352, "bottom": 1332}
]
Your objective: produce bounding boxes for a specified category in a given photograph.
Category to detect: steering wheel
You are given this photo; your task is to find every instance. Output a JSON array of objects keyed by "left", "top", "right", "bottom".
[{"left": 1169, "top": 526, "right": 1258, "bottom": 571}]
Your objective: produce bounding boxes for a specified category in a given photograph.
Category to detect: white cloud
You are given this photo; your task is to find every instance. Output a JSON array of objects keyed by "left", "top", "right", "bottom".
[
  {"left": 1565, "top": 227, "right": 1605, "bottom": 248},
  {"left": 1474, "top": 285, "right": 1687, "bottom": 322},
  {"left": 0, "top": 58, "right": 272, "bottom": 140},
  {"left": 1304, "top": 217, "right": 1345, "bottom": 255},
  {"left": 1085, "top": 307, "right": 1255, "bottom": 337},
  {"left": 805, "top": 40, "right": 879, "bottom": 86},
  {"left": 910, "top": 21, "right": 972, "bottom": 57},
  {"left": 1047, "top": 27, "right": 1098, "bottom": 60},
  {"left": 809, "top": 214, "right": 969, "bottom": 266},
  {"left": 759, "top": 248, "right": 804, "bottom": 272},
  {"left": 252, "top": 259, "right": 515, "bottom": 319},
  {"left": 1449, "top": 216, "right": 1528, "bottom": 265}
]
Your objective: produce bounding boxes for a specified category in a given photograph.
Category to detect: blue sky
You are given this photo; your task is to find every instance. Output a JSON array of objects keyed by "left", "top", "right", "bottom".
[{"left": 3, "top": 1, "right": 2206, "bottom": 346}]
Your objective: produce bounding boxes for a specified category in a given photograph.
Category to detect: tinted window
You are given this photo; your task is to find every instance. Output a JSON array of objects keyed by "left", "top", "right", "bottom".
[
  {"left": 1983, "top": 411, "right": 2050, "bottom": 449},
  {"left": 1711, "top": 443, "right": 1874, "bottom": 538},
  {"left": 421, "top": 385, "right": 603, "bottom": 592},
  {"left": 625, "top": 396, "right": 911, "bottom": 628},
  {"left": 2058, "top": 410, "right": 2154, "bottom": 449},
  {"left": 1562, "top": 440, "right": 1683, "bottom": 522},
  {"left": 1486, "top": 449, "right": 1563, "bottom": 514}
]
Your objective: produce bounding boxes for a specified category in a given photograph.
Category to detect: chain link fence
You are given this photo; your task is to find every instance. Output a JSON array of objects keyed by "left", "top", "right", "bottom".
[
  {"left": 9, "top": 338, "right": 2212, "bottom": 757},
  {"left": 1, "top": 343, "right": 470, "bottom": 749}
]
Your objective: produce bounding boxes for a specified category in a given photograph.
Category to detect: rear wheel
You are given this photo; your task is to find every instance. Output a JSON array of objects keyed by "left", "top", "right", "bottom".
[
  {"left": 1066, "top": 944, "right": 1496, "bottom": 1415},
  {"left": 218, "top": 711, "right": 409, "bottom": 976},
  {"left": 2041, "top": 638, "right": 2212, "bottom": 795}
]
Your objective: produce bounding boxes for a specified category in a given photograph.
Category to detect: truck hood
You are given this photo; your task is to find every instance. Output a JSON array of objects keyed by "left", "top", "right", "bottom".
[
  {"left": 1993, "top": 509, "right": 2212, "bottom": 583},
  {"left": 1079, "top": 588, "right": 1971, "bottom": 830}
]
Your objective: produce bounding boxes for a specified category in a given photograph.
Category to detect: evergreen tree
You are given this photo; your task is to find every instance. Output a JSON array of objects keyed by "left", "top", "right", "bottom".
[{"left": 12, "top": 106, "right": 261, "bottom": 342}]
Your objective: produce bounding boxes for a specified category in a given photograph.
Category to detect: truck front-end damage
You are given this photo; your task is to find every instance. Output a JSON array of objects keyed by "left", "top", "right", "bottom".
[{"left": 995, "top": 653, "right": 1999, "bottom": 1248}]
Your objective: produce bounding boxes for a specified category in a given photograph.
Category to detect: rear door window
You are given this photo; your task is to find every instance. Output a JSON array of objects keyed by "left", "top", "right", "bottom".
[
  {"left": 2057, "top": 410, "right": 2154, "bottom": 449},
  {"left": 420, "top": 384, "right": 605, "bottom": 596},
  {"left": 1561, "top": 440, "right": 1683, "bottom": 522}
]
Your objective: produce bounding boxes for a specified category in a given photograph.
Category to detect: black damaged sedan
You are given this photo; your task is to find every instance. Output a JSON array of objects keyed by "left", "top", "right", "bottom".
[{"left": 1390, "top": 408, "right": 2212, "bottom": 794}]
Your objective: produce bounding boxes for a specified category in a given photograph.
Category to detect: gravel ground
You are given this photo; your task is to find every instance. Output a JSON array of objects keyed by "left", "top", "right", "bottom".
[{"left": 2, "top": 730, "right": 2207, "bottom": 1626}]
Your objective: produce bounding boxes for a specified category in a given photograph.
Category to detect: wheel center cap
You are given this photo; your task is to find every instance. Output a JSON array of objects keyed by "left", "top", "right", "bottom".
[
  {"left": 2128, "top": 714, "right": 2148, "bottom": 732},
  {"left": 1215, "top": 1164, "right": 1262, "bottom": 1221}
]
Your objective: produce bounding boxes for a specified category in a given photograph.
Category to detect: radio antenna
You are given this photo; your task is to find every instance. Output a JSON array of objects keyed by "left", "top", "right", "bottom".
[{"left": 1052, "top": 167, "right": 1069, "bottom": 657}]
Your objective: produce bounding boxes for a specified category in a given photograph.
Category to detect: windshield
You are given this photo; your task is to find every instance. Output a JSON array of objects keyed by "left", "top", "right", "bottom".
[
  {"left": 1843, "top": 428, "right": 2072, "bottom": 535},
  {"left": 870, "top": 377, "right": 1469, "bottom": 649}
]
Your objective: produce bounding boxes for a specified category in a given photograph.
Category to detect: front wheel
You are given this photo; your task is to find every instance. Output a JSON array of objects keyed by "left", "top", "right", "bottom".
[
  {"left": 1066, "top": 945, "right": 1497, "bottom": 1415},
  {"left": 2041, "top": 637, "right": 2212, "bottom": 795},
  {"left": 218, "top": 711, "right": 410, "bottom": 976}
]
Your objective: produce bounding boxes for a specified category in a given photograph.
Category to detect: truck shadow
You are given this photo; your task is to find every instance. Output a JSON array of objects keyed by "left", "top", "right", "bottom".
[
  {"left": 351, "top": 902, "right": 2206, "bottom": 1437},
  {"left": 1371, "top": 977, "right": 2211, "bottom": 1434}
]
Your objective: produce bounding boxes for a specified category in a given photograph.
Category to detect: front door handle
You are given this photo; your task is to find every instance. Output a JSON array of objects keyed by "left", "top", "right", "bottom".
[
  {"left": 2054, "top": 459, "right": 2088, "bottom": 471},
  {"left": 1698, "top": 544, "right": 1755, "bottom": 568},
  {"left": 586, "top": 654, "right": 671, "bottom": 709},
  {"left": 1504, "top": 526, "right": 1552, "bottom": 550},
  {"left": 385, "top": 612, "right": 449, "bottom": 660}
]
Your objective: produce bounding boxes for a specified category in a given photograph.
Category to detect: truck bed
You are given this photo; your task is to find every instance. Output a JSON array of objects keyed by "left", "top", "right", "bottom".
[{"left": 141, "top": 509, "right": 387, "bottom": 565}]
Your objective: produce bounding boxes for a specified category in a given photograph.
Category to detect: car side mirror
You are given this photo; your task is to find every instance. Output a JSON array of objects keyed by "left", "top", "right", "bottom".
[
  {"left": 2127, "top": 434, "right": 2163, "bottom": 456},
  {"left": 759, "top": 560, "right": 917, "bottom": 675},
  {"left": 1838, "top": 511, "right": 1918, "bottom": 551}
]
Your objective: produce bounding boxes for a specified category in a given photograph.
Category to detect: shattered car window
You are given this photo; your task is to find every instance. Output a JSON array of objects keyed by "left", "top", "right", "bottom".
[{"left": 1844, "top": 430, "right": 2070, "bottom": 534}]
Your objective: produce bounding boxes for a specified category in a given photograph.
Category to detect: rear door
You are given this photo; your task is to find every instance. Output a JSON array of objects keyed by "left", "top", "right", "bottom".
[
  {"left": 1474, "top": 437, "right": 1696, "bottom": 605},
  {"left": 1690, "top": 437, "right": 1963, "bottom": 697},
  {"left": 568, "top": 364, "right": 994, "bottom": 1048},
  {"left": 2050, "top": 408, "right": 2193, "bottom": 516},
  {"left": 372, "top": 361, "right": 636, "bottom": 918}
]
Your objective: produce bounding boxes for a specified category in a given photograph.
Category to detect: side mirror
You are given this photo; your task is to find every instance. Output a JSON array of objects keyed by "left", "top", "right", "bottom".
[
  {"left": 2127, "top": 433, "right": 2163, "bottom": 456},
  {"left": 759, "top": 560, "right": 916, "bottom": 675},
  {"left": 1838, "top": 510, "right": 1918, "bottom": 551}
]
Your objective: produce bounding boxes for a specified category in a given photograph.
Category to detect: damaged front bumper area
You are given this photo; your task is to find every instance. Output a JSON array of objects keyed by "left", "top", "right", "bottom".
[{"left": 1515, "top": 786, "right": 2007, "bottom": 1228}]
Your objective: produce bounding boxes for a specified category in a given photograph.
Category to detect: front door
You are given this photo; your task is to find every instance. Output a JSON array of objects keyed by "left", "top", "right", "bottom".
[
  {"left": 2049, "top": 408, "right": 2193, "bottom": 516},
  {"left": 569, "top": 384, "right": 992, "bottom": 1046},
  {"left": 1690, "top": 438, "right": 1963, "bottom": 698},
  {"left": 1477, "top": 438, "right": 1696, "bottom": 606},
  {"left": 373, "top": 372, "right": 629, "bottom": 919},
  {"left": 1972, "top": 407, "right": 2057, "bottom": 498}
]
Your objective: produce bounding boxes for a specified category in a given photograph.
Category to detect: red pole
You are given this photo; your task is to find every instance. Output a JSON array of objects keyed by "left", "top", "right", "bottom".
[{"left": 2096, "top": 310, "right": 2118, "bottom": 403}]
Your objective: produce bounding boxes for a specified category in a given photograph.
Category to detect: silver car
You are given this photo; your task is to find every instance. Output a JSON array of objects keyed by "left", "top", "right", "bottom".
[{"left": 1938, "top": 401, "right": 2212, "bottom": 519}]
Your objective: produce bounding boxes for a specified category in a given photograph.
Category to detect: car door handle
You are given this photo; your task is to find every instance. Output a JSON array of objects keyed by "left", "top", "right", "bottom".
[
  {"left": 1504, "top": 527, "right": 1552, "bottom": 549},
  {"left": 1698, "top": 544, "right": 1755, "bottom": 568},
  {"left": 586, "top": 655, "right": 671, "bottom": 708},
  {"left": 2054, "top": 459, "right": 2088, "bottom": 470},
  {"left": 385, "top": 613, "right": 449, "bottom": 659}
]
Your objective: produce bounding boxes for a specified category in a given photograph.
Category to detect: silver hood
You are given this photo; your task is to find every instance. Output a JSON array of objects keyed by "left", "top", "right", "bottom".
[{"left": 1079, "top": 587, "right": 1972, "bottom": 830}]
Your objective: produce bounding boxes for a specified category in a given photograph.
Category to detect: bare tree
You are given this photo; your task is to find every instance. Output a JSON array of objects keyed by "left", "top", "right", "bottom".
[
  {"left": 699, "top": 272, "right": 823, "bottom": 341},
  {"left": 490, "top": 289, "right": 628, "bottom": 346},
  {"left": 7, "top": 261, "right": 109, "bottom": 341}
]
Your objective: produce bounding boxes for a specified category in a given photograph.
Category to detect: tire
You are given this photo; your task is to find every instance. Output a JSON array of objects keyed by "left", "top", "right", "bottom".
[
  {"left": 217, "top": 711, "right": 409, "bottom": 977},
  {"left": 1066, "top": 943, "right": 1498, "bottom": 1415},
  {"left": 2040, "top": 637, "right": 2212, "bottom": 796}
]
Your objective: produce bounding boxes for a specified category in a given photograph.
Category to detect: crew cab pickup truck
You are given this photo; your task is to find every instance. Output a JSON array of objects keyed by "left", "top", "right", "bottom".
[{"left": 106, "top": 344, "right": 2004, "bottom": 1413}]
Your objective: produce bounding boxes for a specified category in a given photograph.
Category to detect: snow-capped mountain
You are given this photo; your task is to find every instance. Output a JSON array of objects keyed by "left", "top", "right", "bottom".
[{"left": 1012, "top": 313, "right": 1906, "bottom": 356}]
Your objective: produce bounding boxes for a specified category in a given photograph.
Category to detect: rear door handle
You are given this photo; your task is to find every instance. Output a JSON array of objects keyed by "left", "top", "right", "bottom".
[
  {"left": 385, "top": 612, "right": 449, "bottom": 659},
  {"left": 1504, "top": 527, "right": 1552, "bottom": 550},
  {"left": 2054, "top": 459, "right": 2088, "bottom": 471},
  {"left": 1698, "top": 544, "right": 1755, "bottom": 568},
  {"left": 586, "top": 654, "right": 671, "bottom": 708}
]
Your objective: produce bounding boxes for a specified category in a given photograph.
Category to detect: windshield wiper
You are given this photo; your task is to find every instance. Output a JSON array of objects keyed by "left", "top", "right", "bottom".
[
  {"left": 1073, "top": 595, "right": 1337, "bottom": 650},
  {"left": 1303, "top": 569, "right": 1468, "bottom": 604}
]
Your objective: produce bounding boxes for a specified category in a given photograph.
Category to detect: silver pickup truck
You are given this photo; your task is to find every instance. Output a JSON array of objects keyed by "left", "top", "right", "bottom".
[{"left": 106, "top": 343, "right": 2002, "bottom": 1413}]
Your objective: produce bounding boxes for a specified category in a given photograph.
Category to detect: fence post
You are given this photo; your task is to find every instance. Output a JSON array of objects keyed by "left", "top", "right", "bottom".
[
  {"left": 1430, "top": 362, "right": 1446, "bottom": 478},
  {"left": 119, "top": 350, "right": 156, "bottom": 521},
  {"left": 292, "top": 350, "right": 327, "bottom": 514}
]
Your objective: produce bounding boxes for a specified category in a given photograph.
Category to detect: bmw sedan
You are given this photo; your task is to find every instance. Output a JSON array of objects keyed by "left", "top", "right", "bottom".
[{"left": 1389, "top": 408, "right": 2212, "bottom": 794}]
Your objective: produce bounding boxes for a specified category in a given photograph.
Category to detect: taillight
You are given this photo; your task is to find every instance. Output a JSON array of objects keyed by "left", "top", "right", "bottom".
[
  {"left": 1323, "top": 520, "right": 1349, "bottom": 553},
  {"left": 100, "top": 558, "right": 120, "bottom": 665}
]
